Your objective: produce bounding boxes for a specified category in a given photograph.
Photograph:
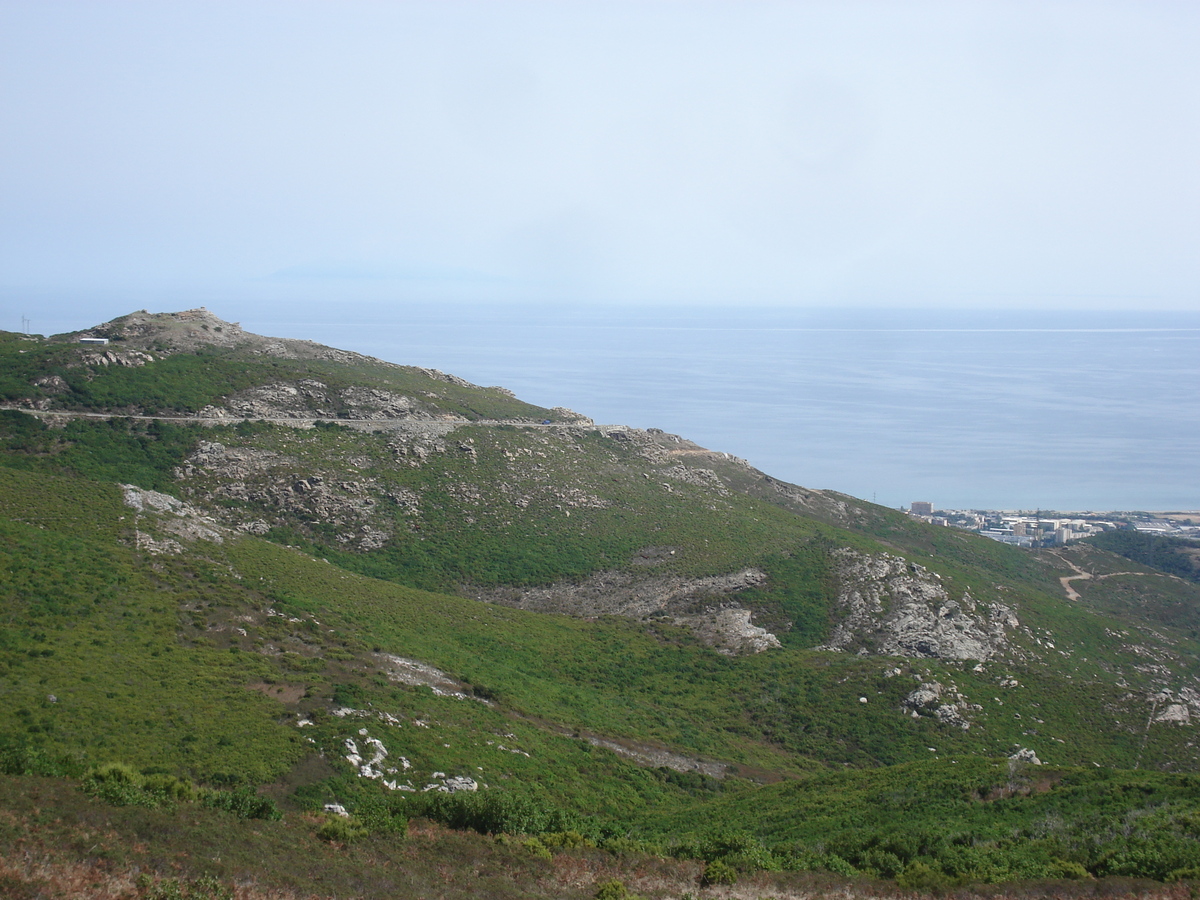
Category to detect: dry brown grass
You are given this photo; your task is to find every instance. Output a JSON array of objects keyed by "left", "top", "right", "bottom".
[{"left": 244, "top": 682, "right": 308, "bottom": 704}]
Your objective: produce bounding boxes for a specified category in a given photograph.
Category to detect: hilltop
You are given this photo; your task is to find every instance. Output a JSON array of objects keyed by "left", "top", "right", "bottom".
[{"left": 5, "top": 310, "right": 1200, "bottom": 898}]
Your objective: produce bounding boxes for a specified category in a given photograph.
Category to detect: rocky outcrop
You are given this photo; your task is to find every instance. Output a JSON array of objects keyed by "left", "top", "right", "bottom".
[
  {"left": 83, "top": 308, "right": 251, "bottom": 351},
  {"left": 176, "top": 441, "right": 396, "bottom": 550},
  {"left": 376, "top": 654, "right": 486, "bottom": 703},
  {"left": 473, "top": 567, "right": 780, "bottom": 655},
  {"left": 30, "top": 374, "right": 69, "bottom": 394},
  {"left": 679, "top": 606, "right": 781, "bottom": 654},
  {"left": 1156, "top": 703, "right": 1191, "bottom": 725},
  {"left": 902, "top": 680, "right": 980, "bottom": 730},
  {"left": 662, "top": 464, "right": 730, "bottom": 496},
  {"left": 819, "top": 549, "right": 1018, "bottom": 660},
  {"left": 386, "top": 431, "right": 459, "bottom": 466},
  {"left": 412, "top": 367, "right": 475, "bottom": 388},
  {"left": 585, "top": 736, "right": 729, "bottom": 778},
  {"left": 1010, "top": 747, "right": 1042, "bottom": 765},
  {"left": 198, "top": 380, "right": 452, "bottom": 422},
  {"left": 551, "top": 406, "right": 594, "bottom": 425},
  {"left": 76, "top": 349, "right": 155, "bottom": 368},
  {"left": 80, "top": 308, "right": 365, "bottom": 362},
  {"left": 1151, "top": 687, "right": 1200, "bottom": 725},
  {"left": 121, "top": 484, "right": 226, "bottom": 553}
]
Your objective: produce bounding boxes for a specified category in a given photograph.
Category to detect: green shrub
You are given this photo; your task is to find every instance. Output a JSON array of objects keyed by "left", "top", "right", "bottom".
[
  {"left": 201, "top": 785, "right": 281, "bottom": 820},
  {"left": 895, "top": 860, "right": 950, "bottom": 890},
  {"left": 316, "top": 816, "right": 369, "bottom": 843},
  {"left": 601, "top": 835, "right": 664, "bottom": 857},
  {"left": 353, "top": 794, "right": 409, "bottom": 836},
  {"left": 89, "top": 761, "right": 141, "bottom": 784},
  {"left": 541, "top": 830, "right": 595, "bottom": 850},
  {"left": 594, "top": 880, "right": 643, "bottom": 900},
  {"left": 142, "top": 773, "right": 201, "bottom": 802},
  {"left": 521, "top": 836, "right": 553, "bottom": 860},
  {"left": 0, "top": 742, "right": 83, "bottom": 778},
  {"left": 82, "top": 763, "right": 165, "bottom": 808},
  {"left": 406, "top": 788, "right": 579, "bottom": 836},
  {"left": 1048, "top": 858, "right": 1092, "bottom": 880},
  {"left": 821, "top": 854, "right": 859, "bottom": 878},
  {"left": 701, "top": 859, "right": 738, "bottom": 886}
]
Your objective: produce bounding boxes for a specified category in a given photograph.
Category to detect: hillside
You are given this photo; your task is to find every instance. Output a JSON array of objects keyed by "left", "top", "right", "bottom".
[{"left": 5, "top": 309, "right": 1200, "bottom": 898}]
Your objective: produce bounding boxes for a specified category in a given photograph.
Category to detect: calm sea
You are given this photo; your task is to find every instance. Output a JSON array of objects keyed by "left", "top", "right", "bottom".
[{"left": 241, "top": 304, "right": 1200, "bottom": 513}]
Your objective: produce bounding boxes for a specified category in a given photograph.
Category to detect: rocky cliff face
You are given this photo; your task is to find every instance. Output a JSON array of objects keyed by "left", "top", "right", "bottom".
[{"left": 819, "top": 549, "right": 1019, "bottom": 661}]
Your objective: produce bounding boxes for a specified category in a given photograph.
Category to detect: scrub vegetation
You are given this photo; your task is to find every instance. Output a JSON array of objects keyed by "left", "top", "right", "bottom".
[{"left": 4, "top": 312, "right": 1200, "bottom": 898}]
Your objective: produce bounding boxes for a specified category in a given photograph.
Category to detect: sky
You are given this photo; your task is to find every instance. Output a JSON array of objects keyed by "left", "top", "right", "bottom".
[{"left": 1, "top": 0, "right": 1198, "bottom": 333}]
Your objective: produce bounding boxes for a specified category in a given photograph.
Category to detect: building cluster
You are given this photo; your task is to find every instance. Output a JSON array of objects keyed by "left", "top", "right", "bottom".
[{"left": 906, "top": 502, "right": 1200, "bottom": 548}]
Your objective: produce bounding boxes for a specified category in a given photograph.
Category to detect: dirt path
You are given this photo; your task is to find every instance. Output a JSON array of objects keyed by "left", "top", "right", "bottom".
[
  {"left": 1052, "top": 553, "right": 1187, "bottom": 601},
  {"left": 1058, "top": 559, "right": 1093, "bottom": 601}
]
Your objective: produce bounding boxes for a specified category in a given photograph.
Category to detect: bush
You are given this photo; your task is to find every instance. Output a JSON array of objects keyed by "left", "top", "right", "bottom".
[
  {"left": 601, "top": 835, "right": 664, "bottom": 857},
  {"left": 353, "top": 794, "right": 409, "bottom": 836},
  {"left": 594, "top": 880, "right": 643, "bottom": 900},
  {"left": 541, "top": 830, "right": 595, "bottom": 850},
  {"left": 521, "top": 837, "right": 552, "bottom": 860},
  {"left": 1048, "top": 858, "right": 1092, "bottom": 880},
  {"left": 82, "top": 763, "right": 165, "bottom": 808},
  {"left": 89, "top": 761, "right": 141, "bottom": 784},
  {"left": 821, "top": 853, "right": 859, "bottom": 878},
  {"left": 316, "top": 816, "right": 369, "bottom": 844},
  {"left": 201, "top": 785, "right": 281, "bottom": 820},
  {"left": 895, "top": 860, "right": 950, "bottom": 890},
  {"left": 79, "top": 764, "right": 280, "bottom": 820},
  {"left": 0, "top": 742, "right": 82, "bottom": 778},
  {"left": 142, "top": 773, "right": 201, "bottom": 802},
  {"left": 673, "top": 831, "right": 779, "bottom": 873},
  {"left": 407, "top": 788, "right": 579, "bottom": 836},
  {"left": 701, "top": 859, "right": 738, "bottom": 886}
]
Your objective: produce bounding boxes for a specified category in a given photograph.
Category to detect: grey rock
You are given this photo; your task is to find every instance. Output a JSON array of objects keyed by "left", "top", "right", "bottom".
[
  {"left": 473, "top": 567, "right": 779, "bottom": 655},
  {"left": 904, "top": 683, "right": 943, "bottom": 709},
  {"left": 818, "top": 549, "right": 1017, "bottom": 660},
  {"left": 31, "top": 374, "right": 69, "bottom": 394},
  {"left": 1156, "top": 703, "right": 1191, "bottom": 724},
  {"left": 935, "top": 704, "right": 971, "bottom": 730}
]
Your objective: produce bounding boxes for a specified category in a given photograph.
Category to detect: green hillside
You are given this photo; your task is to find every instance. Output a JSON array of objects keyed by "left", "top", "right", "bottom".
[{"left": 5, "top": 310, "right": 1200, "bottom": 898}]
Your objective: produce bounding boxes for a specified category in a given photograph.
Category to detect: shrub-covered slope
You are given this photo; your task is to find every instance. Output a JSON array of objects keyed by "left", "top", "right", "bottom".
[{"left": 5, "top": 311, "right": 1200, "bottom": 895}]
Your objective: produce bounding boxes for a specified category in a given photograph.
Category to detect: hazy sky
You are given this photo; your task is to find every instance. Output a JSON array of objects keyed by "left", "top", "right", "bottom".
[{"left": 2, "top": 0, "right": 1198, "bottom": 329}]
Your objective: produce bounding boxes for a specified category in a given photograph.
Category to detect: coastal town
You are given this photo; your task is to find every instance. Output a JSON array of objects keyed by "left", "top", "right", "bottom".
[{"left": 907, "top": 501, "right": 1200, "bottom": 547}]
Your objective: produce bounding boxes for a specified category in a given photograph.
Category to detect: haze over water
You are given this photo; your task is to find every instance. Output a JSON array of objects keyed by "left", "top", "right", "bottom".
[
  {"left": 243, "top": 304, "right": 1200, "bottom": 514},
  {"left": 4, "top": 3, "right": 1197, "bottom": 513}
]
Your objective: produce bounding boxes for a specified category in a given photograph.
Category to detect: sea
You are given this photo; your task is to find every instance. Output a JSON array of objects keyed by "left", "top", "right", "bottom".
[{"left": 238, "top": 303, "right": 1200, "bottom": 513}]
